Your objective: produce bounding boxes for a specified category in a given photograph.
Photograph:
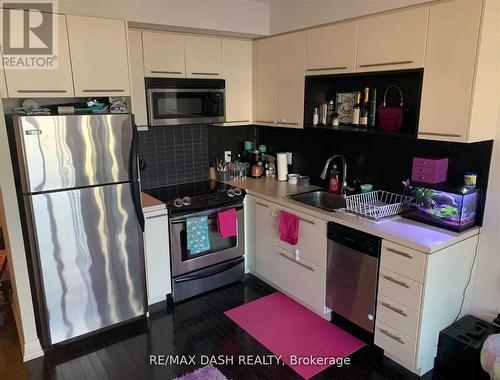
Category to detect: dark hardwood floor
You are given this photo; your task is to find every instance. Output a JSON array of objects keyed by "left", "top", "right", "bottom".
[{"left": 2, "top": 275, "right": 451, "bottom": 380}]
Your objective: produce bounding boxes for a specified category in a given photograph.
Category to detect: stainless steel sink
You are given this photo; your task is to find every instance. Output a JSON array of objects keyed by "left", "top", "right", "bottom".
[{"left": 288, "top": 190, "right": 346, "bottom": 212}]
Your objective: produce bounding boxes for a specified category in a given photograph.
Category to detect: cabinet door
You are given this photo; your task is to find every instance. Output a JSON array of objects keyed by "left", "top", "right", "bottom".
[
  {"left": 278, "top": 32, "right": 306, "bottom": 128},
  {"left": 143, "top": 209, "right": 172, "bottom": 305},
  {"left": 254, "top": 37, "right": 279, "bottom": 125},
  {"left": 356, "top": 6, "right": 428, "bottom": 72},
  {"left": 185, "top": 36, "right": 222, "bottom": 78},
  {"left": 418, "top": 0, "right": 483, "bottom": 142},
  {"left": 4, "top": 14, "right": 74, "bottom": 97},
  {"left": 254, "top": 199, "right": 277, "bottom": 283},
  {"left": 275, "top": 207, "right": 327, "bottom": 268},
  {"left": 306, "top": 21, "right": 357, "bottom": 74},
  {"left": 128, "top": 30, "right": 148, "bottom": 127},
  {"left": 222, "top": 38, "right": 252, "bottom": 124},
  {"left": 142, "top": 31, "right": 185, "bottom": 77},
  {"left": 276, "top": 250, "right": 326, "bottom": 316},
  {"left": 67, "top": 15, "right": 130, "bottom": 96}
]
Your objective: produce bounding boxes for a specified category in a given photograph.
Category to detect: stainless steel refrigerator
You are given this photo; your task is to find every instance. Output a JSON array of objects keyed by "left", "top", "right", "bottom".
[{"left": 13, "top": 114, "right": 146, "bottom": 347}]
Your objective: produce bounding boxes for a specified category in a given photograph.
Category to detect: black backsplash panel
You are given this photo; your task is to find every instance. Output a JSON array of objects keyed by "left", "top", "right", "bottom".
[
  {"left": 207, "top": 125, "right": 257, "bottom": 163},
  {"left": 258, "top": 126, "right": 494, "bottom": 195},
  {"left": 138, "top": 125, "right": 209, "bottom": 189}
]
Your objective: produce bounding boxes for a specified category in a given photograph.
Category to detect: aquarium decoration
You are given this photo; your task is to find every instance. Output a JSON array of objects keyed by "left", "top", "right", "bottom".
[{"left": 403, "top": 183, "right": 481, "bottom": 232}]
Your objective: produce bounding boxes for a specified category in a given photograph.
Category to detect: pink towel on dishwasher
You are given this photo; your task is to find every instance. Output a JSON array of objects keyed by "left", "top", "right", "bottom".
[
  {"left": 217, "top": 208, "right": 237, "bottom": 238},
  {"left": 279, "top": 211, "right": 299, "bottom": 245}
]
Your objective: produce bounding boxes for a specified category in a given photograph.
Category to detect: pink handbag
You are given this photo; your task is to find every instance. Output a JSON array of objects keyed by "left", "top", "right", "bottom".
[{"left": 378, "top": 85, "right": 404, "bottom": 131}]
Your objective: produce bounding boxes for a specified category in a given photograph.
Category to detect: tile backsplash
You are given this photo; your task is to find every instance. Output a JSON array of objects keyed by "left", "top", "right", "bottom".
[{"left": 138, "top": 125, "right": 209, "bottom": 189}]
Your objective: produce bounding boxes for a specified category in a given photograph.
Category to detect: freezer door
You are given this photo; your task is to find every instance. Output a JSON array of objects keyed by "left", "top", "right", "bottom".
[
  {"left": 26, "top": 183, "right": 146, "bottom": 345},
  {"left": 14, "top": 114, "right": 134, "bottom": 193}
]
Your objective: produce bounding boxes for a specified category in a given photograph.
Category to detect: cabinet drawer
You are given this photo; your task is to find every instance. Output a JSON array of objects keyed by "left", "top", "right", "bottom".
[
  {"left": 375, "top": 320, "right": 417, "bottom": 368},
  {"left": 412, "top": 165, "right": 436, "bottom": 176},
  {"left": 379, "top": 268, "right": 422, "bottom": 311},
  {"left": 411, "top": 173, "right": 444, "bottom": 184},
  {"left": 381, "top": 241, "right": 426, "bottom": 283},
  {"left": 275, "top": 208, "right": 327, "bottom": 268},
  {"left": 275, "top": 250, "right": 326, "bottom": 315},
  {"left": 376, "top": 294, "right": 419, "bottom": 339}
]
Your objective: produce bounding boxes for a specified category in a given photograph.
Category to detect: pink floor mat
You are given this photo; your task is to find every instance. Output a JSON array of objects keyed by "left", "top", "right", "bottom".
[{"left": 224, "top": 292, "right": 365, "bottom": 379}]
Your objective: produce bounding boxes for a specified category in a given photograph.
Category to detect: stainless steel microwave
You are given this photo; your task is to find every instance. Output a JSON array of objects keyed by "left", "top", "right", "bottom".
[{"left": 145, "top": 78, "right": 225, "bottom": 126}]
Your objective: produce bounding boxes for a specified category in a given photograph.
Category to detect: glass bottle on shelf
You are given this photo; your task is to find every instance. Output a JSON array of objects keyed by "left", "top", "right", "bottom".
[{"left": 352, "top": 91, "right": 361, "bottom": 126}]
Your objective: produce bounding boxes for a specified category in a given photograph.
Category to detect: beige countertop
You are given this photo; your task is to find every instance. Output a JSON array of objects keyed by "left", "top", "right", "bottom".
[
  {"left": 228, "top": 177, "right": 480, "bottom": 254},
  {"left": 141, "top": 192, "right": 166, "bottom": 212}
]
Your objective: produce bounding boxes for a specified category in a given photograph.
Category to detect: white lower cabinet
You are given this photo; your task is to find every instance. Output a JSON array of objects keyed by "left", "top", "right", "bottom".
[
  {"left": 143, "top": 207, "right": 172, "bottom": 306},
  {"left": 375, "top": 236, "right": 478, "bottom": 375},
  {"left": 254, "top": 198, "right": 277, "bottom": 283},
  {"left": 275, "top": 249, "right": 326, "bottom": 316},
  {"left": 252, "top": 196, "right": 328, "bottom": 318}
]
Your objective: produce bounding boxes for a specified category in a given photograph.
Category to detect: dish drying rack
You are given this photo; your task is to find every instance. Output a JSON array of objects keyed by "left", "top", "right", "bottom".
[{"left": 345, "top": 191, "right": 414, "bottom": 220}]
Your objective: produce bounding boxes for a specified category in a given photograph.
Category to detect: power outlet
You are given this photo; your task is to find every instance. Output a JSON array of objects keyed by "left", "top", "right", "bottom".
[{"left": 224, "top": 151, "right": 232, "bottom": 163}]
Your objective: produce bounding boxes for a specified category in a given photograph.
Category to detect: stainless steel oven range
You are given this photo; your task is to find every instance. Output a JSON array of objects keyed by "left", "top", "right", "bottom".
[{"left": 144, "top": 180, "right": 245, "bottom": 302}]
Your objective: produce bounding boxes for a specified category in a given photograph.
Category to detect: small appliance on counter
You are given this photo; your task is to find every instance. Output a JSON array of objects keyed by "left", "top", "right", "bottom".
[{"left": 404, "top": 183, "right": 481, "bottom": 232}]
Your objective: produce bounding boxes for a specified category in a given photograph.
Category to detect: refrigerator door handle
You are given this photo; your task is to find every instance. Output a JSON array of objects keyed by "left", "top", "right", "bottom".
[{"left": 130, "top": 124, "right": 145, "bottom": 231}]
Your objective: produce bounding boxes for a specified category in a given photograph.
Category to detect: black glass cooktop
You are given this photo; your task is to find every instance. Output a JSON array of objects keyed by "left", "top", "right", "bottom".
[{"left": 143, "top": 180, "right": 245, "bottom": 214}]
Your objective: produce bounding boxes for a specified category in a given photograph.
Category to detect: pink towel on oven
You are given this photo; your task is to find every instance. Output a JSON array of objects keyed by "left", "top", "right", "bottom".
[
  {"left": 279, "top": 210, "right": 299, "bottom": 245},
  {"left": 217, "top": 208, "right": 237, "bottom": 238}
]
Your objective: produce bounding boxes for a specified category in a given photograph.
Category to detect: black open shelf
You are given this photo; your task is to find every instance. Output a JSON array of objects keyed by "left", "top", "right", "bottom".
[
  {"left": 304, "top": 123, "right": 418, "bottom": 139},
  {"left": 304, "top": 69, "right": 424, "bottom": 137}
]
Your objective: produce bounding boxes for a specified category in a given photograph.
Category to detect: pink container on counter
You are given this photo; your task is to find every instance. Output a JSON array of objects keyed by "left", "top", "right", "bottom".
[{"left": 412, "top": 157, "right": 448, "bottom": 184}]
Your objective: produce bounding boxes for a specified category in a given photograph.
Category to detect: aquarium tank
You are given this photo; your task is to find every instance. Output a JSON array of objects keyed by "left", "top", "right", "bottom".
[{"left": 403, "top": 184, "right": 481, "bottom": 232}]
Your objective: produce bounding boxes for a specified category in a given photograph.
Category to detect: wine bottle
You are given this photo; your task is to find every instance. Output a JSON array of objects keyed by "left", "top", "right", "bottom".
[
  {"left": 352, "top": 91, "right": 361, "bottom": 126},
  {"left": 360, "top": 87, "right": 369, "bottom": 127},
  {"left": 369, "top": 88, "right": 377, "bottom": 128}
]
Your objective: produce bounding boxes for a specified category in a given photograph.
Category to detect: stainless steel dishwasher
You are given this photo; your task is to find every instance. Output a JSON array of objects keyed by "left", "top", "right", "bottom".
[{"left": 326, "top": 222, "right": 381, "bottom": 335}]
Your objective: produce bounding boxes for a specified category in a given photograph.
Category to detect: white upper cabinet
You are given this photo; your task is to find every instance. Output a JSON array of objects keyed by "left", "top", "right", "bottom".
[
  {"left": 185, "top": 36, "right": 222, "bottom": 78},
  {"left": 128, "top": 30, "right": 148, "bottom": 127},
  {"left": 4, "top": 13, "right": 74, "bottom": 98},
  {"left": 142, "top": 31, "right": 185, "bottom": 77},
  {"left": 305, "top": 21, "right": 357, "bottom": 74},
  {"left": 66, "top": 15, "right": 130, "bottom": 97},
  {"left": 254, "top": 37, "right": 279, "bottom": 125},
  {"left": 222, "top": 38, "right": 252, "bottom": 124},
  {"left": 356, "top": 6, "right": 428, "bottom": 72},
  {"left": 419, "top": 0, "right": 497, "bottom": 143},
  {"left": 278, "top": 31, "right": 306, "bottom": 128}
]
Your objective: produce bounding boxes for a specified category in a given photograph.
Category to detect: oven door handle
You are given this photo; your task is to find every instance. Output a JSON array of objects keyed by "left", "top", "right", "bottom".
[
  {"left": 173, "top": 257, "right": 244, "bottom": 283},
  {"left": 170, "top": 204, "right": 244, "bottom": 224}
]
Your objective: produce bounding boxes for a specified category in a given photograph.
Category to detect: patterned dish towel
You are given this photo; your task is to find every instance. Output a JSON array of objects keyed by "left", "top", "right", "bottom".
[{"left": 187, "top": 216, "right": 210, "bottom": 254}]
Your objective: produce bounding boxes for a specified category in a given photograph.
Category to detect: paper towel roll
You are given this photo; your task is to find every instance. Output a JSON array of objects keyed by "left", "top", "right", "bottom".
[{"left": 277, "top": 152, "right": 288, "bottom": 181}]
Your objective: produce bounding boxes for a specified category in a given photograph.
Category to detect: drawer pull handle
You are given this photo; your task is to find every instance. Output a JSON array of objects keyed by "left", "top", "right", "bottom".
[
  {"left": 306, "top": 66, "right": 347, "bottom": 71},
  {"left": 383, "top": 275, "right": 410, "bottom": 289},
  {"left": 255, "top": 201, "right": 269, "bottom": 208},
  {"left": 150, "top": 70, "right": 183, "bottom": 74},
  {"left": 418, "top": 132, "right": 462, "bottom": 138},
  {"left": 379, "top": 329, "right": 405, "bottom": 344},
  {"left": 359, "top": 60, "right": 413, "bottom": 68},
  {"left": 255, "top": 120, "right": 275, "bottom": 124},
  {"left": 82, "top": 89, "right": 125, "bottom": 93},
  {"left": 299, "top": 217, "right": 315, "bottom": 225},
  {"left": 278, "top": 252, "right": 314, "bottom": 272},
  {"left": 17, "top": 89, "right": 67, "bottom": 93},
  {"left": 191, "top": 72, "right": 219, "bottom": 76},
  {"left": 381, "top": 302, "right": 408, "bottom": 317},
  {"left": 386, "top": 247, "right": 413, "bottom": 259},
  {"left": 273, "top": 210, "right": 315, "bottom": 225}
]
